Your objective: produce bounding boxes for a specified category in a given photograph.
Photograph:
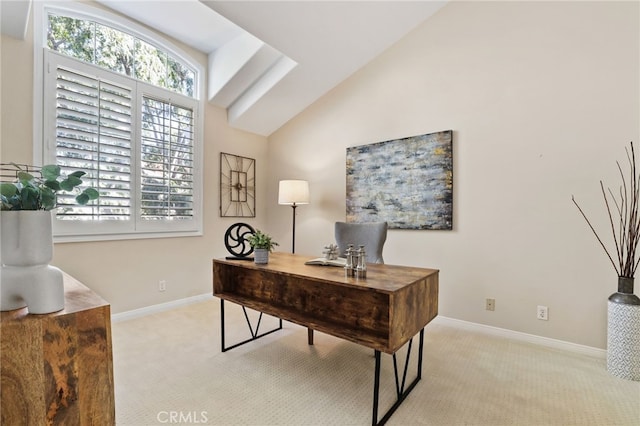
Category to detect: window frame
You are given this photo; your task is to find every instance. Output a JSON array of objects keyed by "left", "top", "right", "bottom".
[{"left": 34, "top": 2, "right": 204, "bottom": 242}]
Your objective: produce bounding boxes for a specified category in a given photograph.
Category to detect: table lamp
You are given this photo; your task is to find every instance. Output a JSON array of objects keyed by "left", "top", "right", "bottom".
[{"left": 278, "top": 180, "right": 309, "bottom": 253}]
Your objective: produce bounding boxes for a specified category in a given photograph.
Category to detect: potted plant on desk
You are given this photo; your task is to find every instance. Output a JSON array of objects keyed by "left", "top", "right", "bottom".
[
  {"left": 246, "top": 229, "right": 278, "bottom": 264},
  {"left": 0, "top": 163, "right": 99, "bottom": 313}
]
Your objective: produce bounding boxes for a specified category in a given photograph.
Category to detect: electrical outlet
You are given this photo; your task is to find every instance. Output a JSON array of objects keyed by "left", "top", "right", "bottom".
[
  {"left": 159, "top": 280, "right": 167, "bottom": 292},
  {"left": 486, "top": 298, "right": 495, "bottom": 311},
  {"left": 537, "top": 305, "right": 548, "bottom": 320}
]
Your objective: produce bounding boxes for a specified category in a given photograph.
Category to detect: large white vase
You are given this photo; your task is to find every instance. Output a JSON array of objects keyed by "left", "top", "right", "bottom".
[
  {"left": 0, "top": 210, "right": 64, "bottom": 314},
  {"left": 607, "top": 277, "right": 640, "bottom": 381}
]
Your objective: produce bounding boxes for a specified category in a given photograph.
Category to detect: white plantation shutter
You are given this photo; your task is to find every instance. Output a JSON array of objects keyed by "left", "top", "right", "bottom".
[
  {"left": 44, "top": 51, "right": 202, "bottom": 240},
  {"left": 54, "top": 64, "right": 132, "bottom": 221},
  {"left": 140, "top": 97, "right": 194, "bottom": 220}
]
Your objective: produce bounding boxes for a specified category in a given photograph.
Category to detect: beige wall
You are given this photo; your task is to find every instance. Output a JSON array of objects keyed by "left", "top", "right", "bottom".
[
  {"left": 0, "top": 4, "right": 269, "bottom": 313},
  {"left": 267, "top": 1, "right": 640, "bottom": 349}
]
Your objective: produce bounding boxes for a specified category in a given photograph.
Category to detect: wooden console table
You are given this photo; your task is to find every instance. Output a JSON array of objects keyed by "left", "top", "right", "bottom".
[
  {"left": 213, "top": 252, "right": 438, "bottom": 425},
  {"left": 1, "top": 272, "right": 115, "bottom": 425}
]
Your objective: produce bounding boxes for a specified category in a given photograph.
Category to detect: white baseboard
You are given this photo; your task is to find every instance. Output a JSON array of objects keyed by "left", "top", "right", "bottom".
[
  {"left": 111, "top": 293, "right": 214, "bottom": 323},
  {"left": 434, "top": 316, "right": 606, "bottom": 359},
  {"left": 111, "top": 297, "right": 606, "bottom": 359}
]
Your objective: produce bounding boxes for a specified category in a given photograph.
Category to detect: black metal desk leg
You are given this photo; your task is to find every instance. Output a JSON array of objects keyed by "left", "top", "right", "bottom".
[
  {"left": 371, "top": 328, "right": 425, "bottom": 426},
  {"left": 372, "top": 350, "right": 382, "bottom": 426},
  {"left": 221, "top": 298, "right": 227, "bottom": 351},
  {"left": 219, "top": 299, "right": 283, "bottom": 352}
]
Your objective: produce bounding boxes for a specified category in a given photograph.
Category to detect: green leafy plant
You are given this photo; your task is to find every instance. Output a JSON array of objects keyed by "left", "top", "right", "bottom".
[
  {"left": 1, "top": 164, "right": 99, "bottom": 211},
  {"left": 246, "top": 229, "right": 279, "bottom": 252}
]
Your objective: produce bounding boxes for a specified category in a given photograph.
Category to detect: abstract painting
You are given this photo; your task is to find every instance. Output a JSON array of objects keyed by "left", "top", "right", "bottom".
[{"left": 346, "top": 130, "right": 453, "bottom": 230}]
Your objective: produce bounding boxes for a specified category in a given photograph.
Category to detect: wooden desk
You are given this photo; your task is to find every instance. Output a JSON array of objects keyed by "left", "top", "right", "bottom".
[
  {"left": 213, "top": 252, "right": 439, "bottom": 425},
  {"left": 1, "top": 273, "right": 115, "bottom": 425}
]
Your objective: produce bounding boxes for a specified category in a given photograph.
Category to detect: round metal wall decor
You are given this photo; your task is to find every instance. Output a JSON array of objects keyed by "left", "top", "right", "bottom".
[{"left": 224, "top": 223, "right": 255, "bottom": 260}]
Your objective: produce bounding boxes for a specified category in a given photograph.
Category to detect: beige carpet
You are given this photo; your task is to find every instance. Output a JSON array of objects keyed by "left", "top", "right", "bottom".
[{"left": 112, "top": 299, "right": 640, "bottom": 425}]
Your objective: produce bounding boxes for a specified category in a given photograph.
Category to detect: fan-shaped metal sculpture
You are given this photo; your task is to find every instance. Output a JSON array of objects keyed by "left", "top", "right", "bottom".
[{"left": 224, "top": 223, "right": 255, "bottom": 260}]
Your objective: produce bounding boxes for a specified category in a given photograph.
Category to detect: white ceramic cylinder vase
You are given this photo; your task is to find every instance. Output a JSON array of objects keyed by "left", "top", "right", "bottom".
[
  {"left": 607, "top": 301, "right": 640, "bottom": 381},
  {"left": 0, "top": 210, "right": 64, "bottom": 314},
  {"left": 254, "top": 249, "right": 269, "bottom": 264},
  {"left": 606, "top": 277, "right": 640, "bottom": 381}
]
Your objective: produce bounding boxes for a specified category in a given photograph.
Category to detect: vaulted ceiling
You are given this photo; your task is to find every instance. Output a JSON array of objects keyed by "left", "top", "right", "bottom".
[{"left": 2, "top": 0, "right": 446, "bottom": 136}]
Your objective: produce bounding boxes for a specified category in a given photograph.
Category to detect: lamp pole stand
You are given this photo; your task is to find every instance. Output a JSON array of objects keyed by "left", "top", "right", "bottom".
[
  {"left": 291, "top": 203, "right": 297, "bottom": 254},
  {"left": 278, "top": 179, "right": 310, "bottom": 345}
]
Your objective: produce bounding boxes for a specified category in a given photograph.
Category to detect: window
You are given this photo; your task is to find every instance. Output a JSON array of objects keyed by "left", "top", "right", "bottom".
[
  {"left": 46, "top": 14, "right": 195, "bottom": 97},
  {"left": 53, "top": 62, "right": 133, "bottom": 221},
  {"left": 38, "top": 4, "right": 203, "bottom": 241},
  {"left": 139, "top": 96, "right": 195, "bottom": 221}
]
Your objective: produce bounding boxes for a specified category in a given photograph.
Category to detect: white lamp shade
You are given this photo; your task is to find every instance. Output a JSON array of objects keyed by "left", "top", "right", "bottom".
[{"left": 278, "top": 180, "right": 309, "bottom": 205}]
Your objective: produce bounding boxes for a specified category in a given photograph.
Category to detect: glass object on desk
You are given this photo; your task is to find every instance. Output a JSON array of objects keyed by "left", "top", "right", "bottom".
[
  {"left": 323, "top": 243, "right": 339, "bottom": 260},
  {"left": 345, "top": 244, "right": 355, "bottom": 277},
  {"left": 343, "top": 244, "right": 367, "bottom": 279},
  {"left": 355, "top": 245, "right": 367, "bottom": 279}
]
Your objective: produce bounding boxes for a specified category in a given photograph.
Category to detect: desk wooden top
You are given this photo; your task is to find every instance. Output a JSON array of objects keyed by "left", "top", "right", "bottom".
[{"left": 214, "top": 252, "right": 439, "bottom": 294}]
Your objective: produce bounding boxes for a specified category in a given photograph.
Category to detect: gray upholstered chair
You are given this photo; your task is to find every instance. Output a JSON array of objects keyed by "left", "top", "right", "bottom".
[{"left": 334, "top": 221, "right": 388, "bottom": 264}]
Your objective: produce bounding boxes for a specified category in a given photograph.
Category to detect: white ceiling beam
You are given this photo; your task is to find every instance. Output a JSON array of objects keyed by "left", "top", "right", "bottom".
[
  {"left": 208, "top": 33, "right": 265, "bottom": 105},
  {"left": 228, "top": 55, "right": 297, "bottom": 130}
]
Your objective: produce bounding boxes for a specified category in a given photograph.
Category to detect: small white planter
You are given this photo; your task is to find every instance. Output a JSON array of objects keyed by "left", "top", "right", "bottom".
[
  {"left": 0, "top": 210, "right": 64, "bottom": 314},
  {"left": 254, "top": 249, "right": 269, "bottom": 264}
]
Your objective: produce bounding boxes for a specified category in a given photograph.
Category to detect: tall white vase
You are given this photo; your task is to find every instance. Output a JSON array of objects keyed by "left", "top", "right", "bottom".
[
  {"left": 607, "top": 277, "right": 640, "bottom": 381},
  {"left": 0, "top": 210, "right": 64, "bottom": 314},
  {"left": 607, "top": 302, "right": 640, "bottom": 381}
]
